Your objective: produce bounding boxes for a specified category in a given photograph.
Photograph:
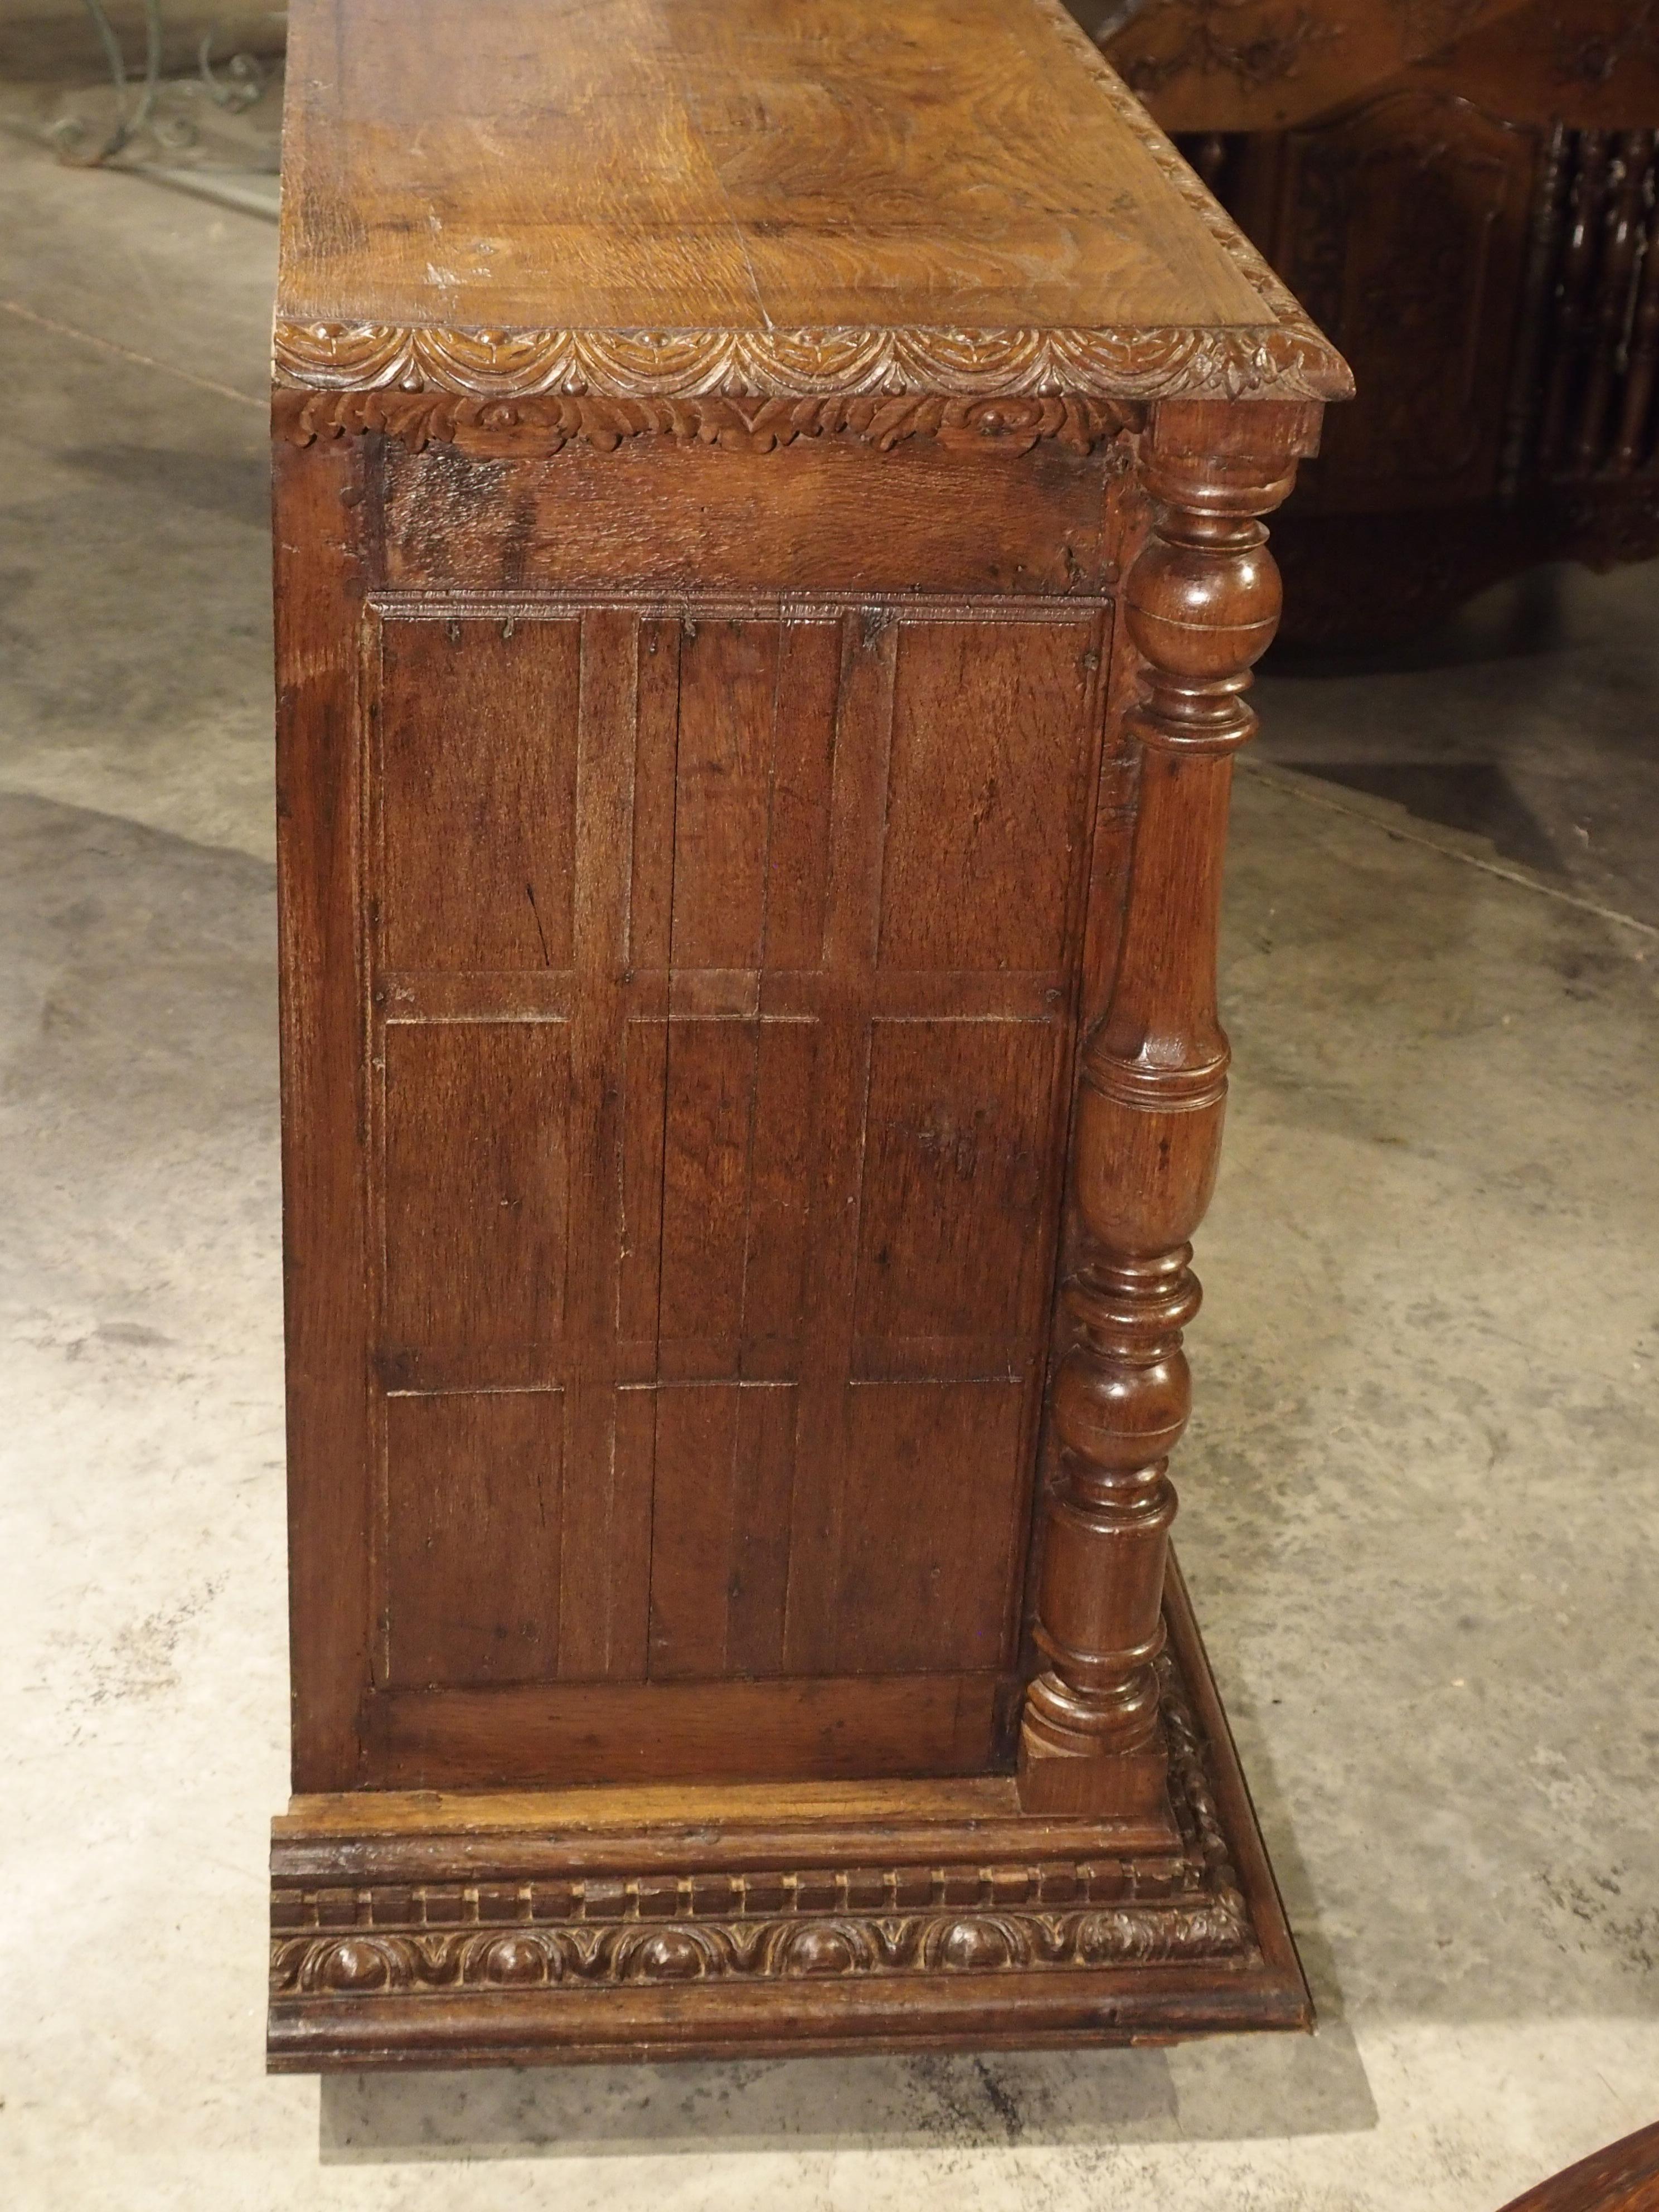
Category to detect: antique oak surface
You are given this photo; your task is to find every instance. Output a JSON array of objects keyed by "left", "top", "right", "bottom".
[{"left": 268, "top": 0, "right": 1348, "bottom": 2068}]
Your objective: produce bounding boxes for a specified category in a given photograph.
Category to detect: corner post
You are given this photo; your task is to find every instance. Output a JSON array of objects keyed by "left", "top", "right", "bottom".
[{"left": 1018, "top": 399, "right": 1319, "bottom": 1818}]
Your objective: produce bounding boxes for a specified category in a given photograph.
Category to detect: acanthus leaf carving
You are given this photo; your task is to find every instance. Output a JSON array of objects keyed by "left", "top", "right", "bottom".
[{"left": 270, "top": 382, "right": 1139, "bottom": 457}]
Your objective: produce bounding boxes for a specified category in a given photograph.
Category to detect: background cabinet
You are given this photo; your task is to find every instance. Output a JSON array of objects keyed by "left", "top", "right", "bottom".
[{"left": 1089, "top": 0, "right": 1659, "bottom": 641}]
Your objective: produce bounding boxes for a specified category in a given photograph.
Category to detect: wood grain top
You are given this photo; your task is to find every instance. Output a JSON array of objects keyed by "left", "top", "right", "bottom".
[{"left": 274, "top": 0, "right": 1349, "bottom": 404}]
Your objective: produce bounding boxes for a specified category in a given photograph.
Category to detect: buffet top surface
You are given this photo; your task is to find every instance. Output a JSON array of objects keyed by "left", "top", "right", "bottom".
[{"left": 276, "top": 0, "right": 1279, "bottom": 340}]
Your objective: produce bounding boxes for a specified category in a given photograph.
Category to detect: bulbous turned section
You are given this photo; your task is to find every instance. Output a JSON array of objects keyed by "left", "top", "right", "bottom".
[
  {"left": 1022, "top": 1622, "right": 1167, "bottom": 1762},
  {"left": 1021, "top": 1250, "right": 1197, "bottom": 1780},
  {"left": 1123, "top": 493, "right": 1286, "bottom": 757},
  {"left": 1017, "top": 1267, "right": 1194, "bottom": 1804},
  {"left": 1125, "top": 523, "right": 1282, "bottom": 675},
  {"left": 1055, "top": 1255, "right": 1199, "bottom": 1474},
  {"left": 1017, "top": 402, "right": 1308, "bottom": 1823}
]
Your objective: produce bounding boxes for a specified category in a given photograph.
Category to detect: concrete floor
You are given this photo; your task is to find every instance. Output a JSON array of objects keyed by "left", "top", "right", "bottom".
[{"left": 2, "top": 126, "right": 1657, "bottom": 2212}]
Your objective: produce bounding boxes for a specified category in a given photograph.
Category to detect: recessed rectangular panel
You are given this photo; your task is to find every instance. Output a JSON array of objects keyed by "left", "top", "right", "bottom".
[
  {"left": 353, "top": 601, "right": 1091, "bottom": 1768},
  {"left": 832, "top": 1380, "right": 1027, "bottom": 1674},
  {"left": 647, "top": 1383, "right": 798, "bottom": 1680},
  {"left": 628, "top": 619, "right": 682, "bottom": 971},
  {"left": 554, "top": 1384, "right": 655, "bottom": 1684},
  {"left": 382, "top": 1021, "right": 570, "bottom": 1387},
  {"left": 380, "top": 618, "right": 581, "bottom": 970},
  {"left": 742, "top": 1021, "right": 818, "bottom": 1343},
  {"left": 671, "top": 619, "right": 779, "bottom": 971},
  {"left": 764, "top": 622, "right": 842, "bottom": 970},
  {"left": 879, "top": 620, "right": 1097, "bottom": 974},
  {"left": 617, "top": 1016, "right": 669, "bottom": 1351},
  {"left": 657, "top": 1018, "right": 821, "bottom": 1362},
  {"left": 855, "top": 1018, "right": 1059, "bottom": 1347},
  {"left": 658, "top": 1020, "right": 754, "bottom": 1351},
  {"left": 385, "top": 1391, "right": 563, "bottom": 1688}
]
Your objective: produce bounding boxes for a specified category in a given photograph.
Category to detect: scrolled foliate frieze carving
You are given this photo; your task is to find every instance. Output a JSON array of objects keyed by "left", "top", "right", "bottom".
[
  {"left": 1109, "top": 0, "right": 1343, "bottom": 101},
  {"left": 271, "top": 382, "right": 1136, "bottom": 457}
]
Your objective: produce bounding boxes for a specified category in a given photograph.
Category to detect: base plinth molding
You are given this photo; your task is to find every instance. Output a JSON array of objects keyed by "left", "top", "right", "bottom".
[{"left": 268, "top": 1560, "right": 1307, "bottom": 2068}]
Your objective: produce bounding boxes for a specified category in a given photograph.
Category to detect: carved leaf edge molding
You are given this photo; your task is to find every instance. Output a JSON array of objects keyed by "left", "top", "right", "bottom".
[
  {"left": 1036, "top": 0, "right": 1348, "bottom": 391},
  {"left": 272, "top": 314, "right": 1348, "bottom": 414},
  {"left": 271, "top": 12, "right": 1350, "bottom": 419},
  {"left": 271, "top": 1655, "right": 1258, "bottom": 2000}
]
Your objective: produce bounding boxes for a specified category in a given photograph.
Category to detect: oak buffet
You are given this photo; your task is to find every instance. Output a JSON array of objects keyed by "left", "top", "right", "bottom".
[{"left": 266, "top": 0, "right": 1352, "bottom": 2069}]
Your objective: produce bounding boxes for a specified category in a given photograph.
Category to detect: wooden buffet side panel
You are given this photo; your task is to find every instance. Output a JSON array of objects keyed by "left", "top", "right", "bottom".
[
  {"left": 280, "top": 429, "right": 1122, "bottom": 1794},
  {"left": 269, "top": 0, "right": 1348, "bottom": 2067}
]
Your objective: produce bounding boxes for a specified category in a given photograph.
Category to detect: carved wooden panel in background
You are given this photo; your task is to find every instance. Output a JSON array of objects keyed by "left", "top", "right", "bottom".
[
  {"left": 1097, "top": 0, "right": 1659, "bottom": 639},
  {"left": 1265, "top": 90, "right": 1539, "bottom": 510},
  {"left": 1092, "top": 0, "right": 1529, "bottom": 131}
]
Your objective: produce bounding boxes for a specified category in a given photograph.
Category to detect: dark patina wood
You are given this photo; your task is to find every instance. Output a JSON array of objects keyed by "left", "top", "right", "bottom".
[
  {"left": 1495, "top": 2121, "right": 1659, "bottom": 2212},
  {"left": 269, "top": 0, "right": 1347, "bottom": 2067},
  {"left": 1094, "top": 0, "right": 1659, "bottom": 643}
]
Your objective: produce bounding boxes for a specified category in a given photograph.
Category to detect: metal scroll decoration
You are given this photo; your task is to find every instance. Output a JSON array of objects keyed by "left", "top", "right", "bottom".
[{"left": 52, "top": 0, "right": 270, "bottom": 168}]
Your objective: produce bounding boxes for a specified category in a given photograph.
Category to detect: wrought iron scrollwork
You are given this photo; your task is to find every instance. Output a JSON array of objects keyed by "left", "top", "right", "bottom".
[{"left": 51, "top": 1, "right": 273, "bottom": 169}]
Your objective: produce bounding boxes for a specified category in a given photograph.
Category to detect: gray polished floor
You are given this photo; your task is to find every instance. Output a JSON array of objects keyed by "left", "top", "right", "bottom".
[{"left": 1, "top": 119, "right": 1655, "bottom": 2212}]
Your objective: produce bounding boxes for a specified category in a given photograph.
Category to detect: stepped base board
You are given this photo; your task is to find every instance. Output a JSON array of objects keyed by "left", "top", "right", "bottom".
[{"left": 267, "top": 1560, "right": 1308, "bottom": 2068}]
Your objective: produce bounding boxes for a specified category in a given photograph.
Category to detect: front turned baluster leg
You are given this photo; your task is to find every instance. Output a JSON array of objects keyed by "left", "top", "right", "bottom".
[{"left": 1018, "top": 399, "right": 1318, "bottom": 1820}]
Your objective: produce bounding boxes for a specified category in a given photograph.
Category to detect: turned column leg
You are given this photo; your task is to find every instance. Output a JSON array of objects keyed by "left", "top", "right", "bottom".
[{"left": 1018, "top": 400, "right": 1317, "bottom": 1819}]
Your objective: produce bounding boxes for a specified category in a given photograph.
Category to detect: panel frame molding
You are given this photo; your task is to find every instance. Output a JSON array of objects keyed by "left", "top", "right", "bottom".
[{"left": 354, "top": 584, "right": 1118, "bottom": 1735}]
